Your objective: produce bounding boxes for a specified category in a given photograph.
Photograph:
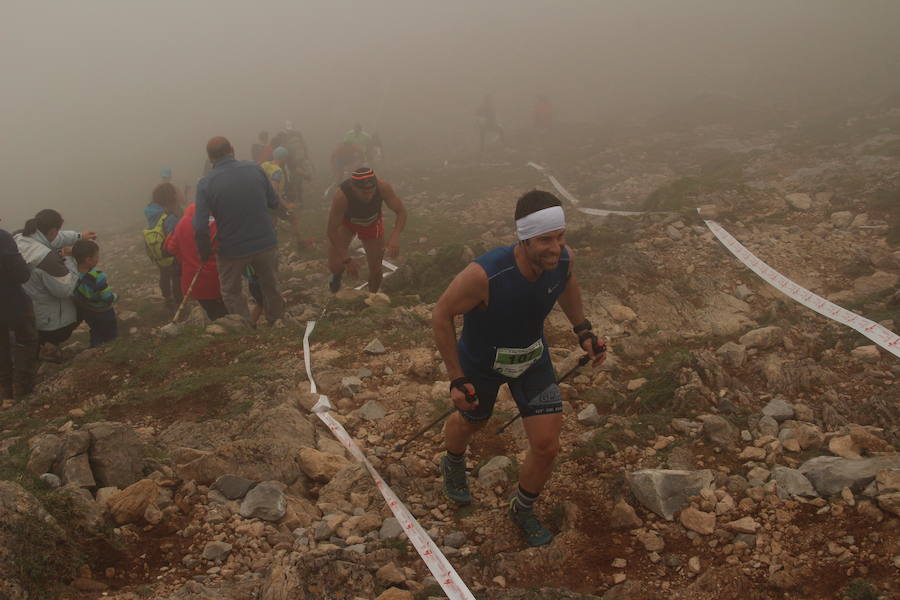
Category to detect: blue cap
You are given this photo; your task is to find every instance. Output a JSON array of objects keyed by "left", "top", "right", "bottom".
[
  {"left": 160, "top": 167, "right": 172, "bottom": 179},
  {"left": 273, "top": 146, "right": 289, "bottom": 161}
]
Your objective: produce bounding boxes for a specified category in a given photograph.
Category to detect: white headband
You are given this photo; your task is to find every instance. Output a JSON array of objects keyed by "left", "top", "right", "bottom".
[{"left": 516, "top": 206, "right": 566, "bottom": 240}]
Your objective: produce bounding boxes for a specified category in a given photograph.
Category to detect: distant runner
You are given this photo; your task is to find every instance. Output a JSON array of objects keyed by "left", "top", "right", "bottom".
[
  {"left": 326, "top": 167, "right": 406, "bottom": 293},
  {"left": 432, "top": 190, "right": 605, "bottom": 547}
]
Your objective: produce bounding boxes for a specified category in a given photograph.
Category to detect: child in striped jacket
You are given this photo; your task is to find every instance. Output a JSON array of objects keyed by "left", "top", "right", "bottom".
[{"left": 72, "top": 240, "right": 118, "bottom": 347}]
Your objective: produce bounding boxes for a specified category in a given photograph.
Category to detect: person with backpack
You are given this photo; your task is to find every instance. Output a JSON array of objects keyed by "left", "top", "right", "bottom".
[
  {"left": 144, "top": 183, "right": 182, "bottom": 311},
  {"left": 14, "top": 209, "right": 95, "bottom": 363},
  {"left": 1, "top": 222, "right": 37, "bottom": 399}
]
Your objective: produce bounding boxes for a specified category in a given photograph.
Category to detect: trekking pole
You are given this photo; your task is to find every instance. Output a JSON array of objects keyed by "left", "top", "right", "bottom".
[
  {"left": 394, "top": 389, "right": 477, "bottom": 453},
  {"left": 171, "top": 265, "right": 203, "bottom": 324},
  {"left": 494, "top": 336, "right": 616, "bottom": 435}
]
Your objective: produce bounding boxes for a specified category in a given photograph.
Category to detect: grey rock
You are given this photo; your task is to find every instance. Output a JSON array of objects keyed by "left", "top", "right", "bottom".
[
  {"left": 212, "top": 475, "right": 255, "bottom": 500},
  {"left": 83, "top": 422, "right": 144, "bottom": 488},
  {"left": 206, "top": 489, "right": 228, "bottom": 506},
  {"left": 239, "top": 481, "right": 286, "bottom": 522},
  {"left": 715, "top": 341, "right": 747, "bottom": 368},
  {"left": 698, "top": 414, "right": 738, "bottom": 447},
  {"left": 202, "top": 541, "right": 232, "bottom": 562},
  {"left": 772, "top": 466, "right": 818, "bottom": 499},
  {"left": 40, "top": 473, "right": 61, "bottom": 489},
  {"left": 830, "top": 211, "right": 853, "bottom": 228},
  {"left": 379, "top": 517, "right": 403, "bottom": 540},
  {"left": 799, "top": 455, "right": 900, "bottom": 497},
  {"left": 443, "top": 531, "right": 466, "bottom": 548},
  {"left": 762, "top": 398, "right": 794, "bottom": 422},
  {"left": 785, "top": 193, "right": 812, "bottom": 211},
  {"left": 477, "top": 455, "right": 513, "bottom": 488},
  {"left": 364, "top": 338, "right": 386, "bottom": 355},
  {"left": 758, "top": 415, "right": 779, "bottom": 437},
  {"left": 26, "top": 434, "right": 62, "bottom": 475},
  {"left": 62, "top": 453, "right": 96, "bottom": 488},
  {"left": 577, "top": 404, "right": 603, "bottom": 426},
  {"left": 626, "top": 469, "right": 715, "bottom": 520},
  {"left": 734, "top": 284, "right": 754, "bottom": 301},
  {"left": 357, "top": 400, "right": 386, "bottom": 421},
  {"left": 340, "top": 376, "right": 363, "bottom": 396},
  {"left": 738, "top": 326, "right": 784, "bottom": 350}
]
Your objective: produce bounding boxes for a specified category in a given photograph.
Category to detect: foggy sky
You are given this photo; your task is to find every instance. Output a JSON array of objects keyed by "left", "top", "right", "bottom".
[{"left": 2, "top": 0, "right": 899, "bottom": 233}]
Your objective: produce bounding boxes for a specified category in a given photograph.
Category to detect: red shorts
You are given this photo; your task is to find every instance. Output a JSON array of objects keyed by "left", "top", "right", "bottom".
[{"left": 342, "top": 217, "right": 384, "bottom": 241}]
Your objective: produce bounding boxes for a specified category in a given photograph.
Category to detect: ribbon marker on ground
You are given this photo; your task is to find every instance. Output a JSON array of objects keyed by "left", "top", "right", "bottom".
[
  {"left": 301, "top": 321, "right": 476, "bottom": 600},
  {"left": 353, "top": 249, "right": 399, "bottom": 291},
  {"left": 704, "top": 219, "right": 900, "bottom": 359},
  {"left": 528, "top": 162, "right": 651, "bottom": 216}
]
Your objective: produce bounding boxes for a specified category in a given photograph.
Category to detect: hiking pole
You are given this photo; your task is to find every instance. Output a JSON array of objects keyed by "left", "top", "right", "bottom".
[
  {"left": 493, "top": 333, "right": 627, "bottom": 435},
  {"left": 493, "top": 353, "right": 594, "bottom": 435},
  {"left": 171, "top": 265, "right": 203, "bottom": 324},
  {"left": 394, "top": 388, "right": 477, "bottom": 453}
]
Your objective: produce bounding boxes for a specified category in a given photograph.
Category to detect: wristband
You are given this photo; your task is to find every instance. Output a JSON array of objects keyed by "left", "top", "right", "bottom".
[
  {"left": 450, "top": 377, "right": 471, "bottom": 394},
  {"left": 578, "top": 331, "right": 605, "bottom": 354},
  {"left": 573, "top": 319, "right": 592, "bottom": 335}
]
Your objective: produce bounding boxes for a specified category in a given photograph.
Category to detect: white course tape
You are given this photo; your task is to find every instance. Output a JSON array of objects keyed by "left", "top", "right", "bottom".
[
  {"left": 301, "top": 321, "right": 477, "bottom": 599},
  {"left": 528, "top": 162, "right": 652, "bottom": 216},
  {"left": 352, "top": 248, "right": 399, "bottom": 290},
  {"left": 705, "top": 219, "right": 900, "bottom": 359}
]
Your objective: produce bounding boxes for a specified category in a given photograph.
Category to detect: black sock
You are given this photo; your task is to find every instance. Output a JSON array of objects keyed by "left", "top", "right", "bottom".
[
  {"left": 445, "top": 450, "right": 465, "bottom": 465},
  {"left": 515, "top": 486, "right": 539, "bottom": 511}
]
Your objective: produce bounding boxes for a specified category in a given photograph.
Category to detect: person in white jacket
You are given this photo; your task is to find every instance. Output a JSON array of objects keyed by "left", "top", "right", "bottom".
[{"left": 14, "top": 209, "right": 95, "bottom": 362}]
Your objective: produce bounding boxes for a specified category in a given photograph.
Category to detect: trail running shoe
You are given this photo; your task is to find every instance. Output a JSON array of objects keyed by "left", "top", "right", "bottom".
[
  {"left": 440, "top": 454, "right": 472, "bottom": 505},
  {"left": 328, "top": 272, "right": 342, "bottom": 293},
  {"left": 509, "top": 497, "right": 553, "bottom": 547}
]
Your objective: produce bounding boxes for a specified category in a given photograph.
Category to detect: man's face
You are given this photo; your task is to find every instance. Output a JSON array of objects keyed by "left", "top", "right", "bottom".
[
  {"left": 523, "top": 228, "right": 565, "bottom": 271},
  {"left": 353, "top": 182, "right": 377, "bottom": 201}
]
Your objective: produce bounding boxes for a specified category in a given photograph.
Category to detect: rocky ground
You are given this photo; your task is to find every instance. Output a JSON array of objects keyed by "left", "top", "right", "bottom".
[{"left": 1, "top": 95, "right": 899, "bottom": 600}]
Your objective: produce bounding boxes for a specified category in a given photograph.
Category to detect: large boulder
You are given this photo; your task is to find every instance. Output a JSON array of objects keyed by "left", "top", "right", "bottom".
[
  {"left": 771, "top": 466, "right": 818, "bottom": 499},
  {"left": 297, "top": 448, "right": 351, "bottom": 483},
  {"left": 176, "top": 404, "right": 316, "bottom": 485},
  {"left": 107, "top": 479, "right": 159, "bottom": 525},
  {"left": 798, "top": 455, "right": 900, "bottom": 497},
  {"left": 260, "top": 550, "right": 374, "bottom": 600},
  {"left": 25, "top": 434, "right": 62, "bottom": 475},
  {"left": 739, "top": 326, "right": 784, "bottom": 350},
  {"left": 626, "top": 469, "right": 715, "bottom": 520},
  {"left": 84, "top": 422, "right": 145, "bottom": 488},
  {"left": 239, "top": 481, "right": 286, "bottom": 522},
  {"left": 698, "top": 415, "right": 738, "bottom": 447}
]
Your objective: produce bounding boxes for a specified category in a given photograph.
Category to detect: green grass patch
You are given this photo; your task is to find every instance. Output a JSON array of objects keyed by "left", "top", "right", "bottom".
[
  {"left": 842, "top": 579, "right": 881, "bottom": 600},
  {"left": 629, "top": 348, "right": 693, "bottom": 413}
]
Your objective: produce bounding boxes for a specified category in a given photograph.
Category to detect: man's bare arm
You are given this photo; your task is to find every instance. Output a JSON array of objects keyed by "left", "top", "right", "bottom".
[
  {"left": 327, "top": 190, "right": 349, "bottom": 250},
  {"left": 432, "top": 263, "right": 488, "bottom": 381},
  {"left": 381, "top": 181, "right": 407, "bottom": 258}
]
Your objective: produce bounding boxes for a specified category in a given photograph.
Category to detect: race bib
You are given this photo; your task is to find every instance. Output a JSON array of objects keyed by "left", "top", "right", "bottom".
[{"left": 493, "top": 339, "right": 544, "bottom": 378}]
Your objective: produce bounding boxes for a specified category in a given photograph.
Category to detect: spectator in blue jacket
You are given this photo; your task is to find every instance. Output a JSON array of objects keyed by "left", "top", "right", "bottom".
[
  {"left": 194, "top": 136, "right": 284, "bottom": 324},
  {"left": 0, "top": 224, "right": 37, "bottom": 399}
]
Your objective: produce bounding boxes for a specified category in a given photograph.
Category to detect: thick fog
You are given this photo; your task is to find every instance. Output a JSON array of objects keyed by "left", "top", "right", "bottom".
[{"left": 2, "top": 0, "right": 899, "bottom": 232}]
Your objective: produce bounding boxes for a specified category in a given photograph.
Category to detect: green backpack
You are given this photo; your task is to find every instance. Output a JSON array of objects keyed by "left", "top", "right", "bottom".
[{"left": 143, "top": 213, "right": 174, "bottom": 267}]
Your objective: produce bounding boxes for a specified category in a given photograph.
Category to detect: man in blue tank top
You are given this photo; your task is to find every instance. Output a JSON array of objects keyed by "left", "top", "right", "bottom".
[{"left": 432, "top": 190, "right": 605, "bottom": 547}]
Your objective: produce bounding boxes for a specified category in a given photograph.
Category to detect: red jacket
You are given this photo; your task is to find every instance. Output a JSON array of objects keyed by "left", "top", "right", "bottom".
[{"left": 164, "top": 203, "right": 221, "bottom": 300}]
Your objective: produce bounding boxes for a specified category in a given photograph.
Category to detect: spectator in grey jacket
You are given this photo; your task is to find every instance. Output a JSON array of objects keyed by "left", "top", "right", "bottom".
[
  {"left": 0, "top": 224, "right": 37, "bottom": 398},
  {"left": 14, "top": 210, "right": 95, "bottom": 362},
  {"left": 194, "top": 136, "right": 284, "bottom": 324}
]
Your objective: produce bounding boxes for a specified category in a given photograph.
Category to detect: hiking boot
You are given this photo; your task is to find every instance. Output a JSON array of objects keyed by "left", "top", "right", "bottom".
[
  {"left": 509, "top": 497, "right": 553, "bottom": 547},
  {"left": 329, "top": 272, "right": 342, "bottom": 293},
  {"left": 440, "top": 454, "right": 472, "bottom": 505}
]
